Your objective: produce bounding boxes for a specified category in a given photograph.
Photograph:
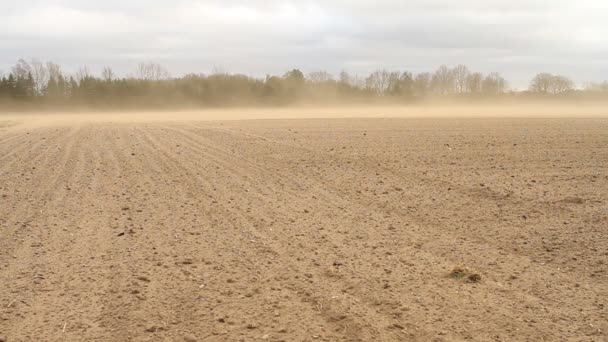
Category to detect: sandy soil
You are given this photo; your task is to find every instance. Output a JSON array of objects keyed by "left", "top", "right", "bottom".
[{"left": 0, "top": 109, "right": 607, "bottom": 341}]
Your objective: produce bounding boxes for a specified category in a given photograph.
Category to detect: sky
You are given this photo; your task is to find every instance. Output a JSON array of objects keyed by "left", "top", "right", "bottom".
[{"left": 0, "top": 0, "right": 607, "bottom": 88}]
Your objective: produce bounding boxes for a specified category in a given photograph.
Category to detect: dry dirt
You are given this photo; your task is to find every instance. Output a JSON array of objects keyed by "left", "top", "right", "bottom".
[{"left": 0, "top": 108, "right": 607, "bottom": 341}]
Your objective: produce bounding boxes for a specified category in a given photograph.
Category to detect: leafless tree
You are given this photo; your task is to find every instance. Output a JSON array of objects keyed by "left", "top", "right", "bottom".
[
  {"left": 530, "top": 73, "right": 573, "bottom": 94},
  {"left": 340, "top": 71, "right": 365, "bottom": 88},
  {"left": 467, "top": 72, "right": 483, "bottom": 94},
  {"left": 366, "top": 69, "right": 392, "bottom": 94},
  {"left": 413, "top": 72, "right": 431, "bottom": 97},
  {"left": 339, "top": 71, "right": 351, "bottom": 85},
  {"left": 550, "top": 75, "right": 574, "bottom": 94},
  {"left": 307, "top": 70, "right": 334, "bottom": 83},
  {"left": 102, "top": 67, "right": 115, "bottom": 82},
  {"left": 453, "top": 64, "right": 470, "bottom": 94},
  {"left": 47, "top": 62, "right": 62, "bottom": 81},
  {"left": 11, "top": 59, "right": 50, "bottom": 95},
  {"left": 386, "top": 71, "right": 415, "bottom": 97},
  {"left": 482, "top": 72, "right": 507, "bottom": 95},
  {"left": 30, "top": 60, "right": 50, "bottom": 96},
  {"left": 387, "top": 71, "right": 403, "bottom": 93},
  {"left": 75, "top": 66, "right": 91, "bottom": 83},
  {"left": 529, "top": 73, "right": 553, "bottom": 93},
  {"left": 11, "top": 59, "right": 32, "bottom": 79},
  {"left": 135, "top": 63, "right": 170, "bottom": 81},
  {"left": 431, "top": 65, "right": 456, "bottom": 95}
]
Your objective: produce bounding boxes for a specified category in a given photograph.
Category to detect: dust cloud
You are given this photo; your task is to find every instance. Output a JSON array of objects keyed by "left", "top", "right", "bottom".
[{"left": 3, "top": 103, "right": 608, "bottom": 129}]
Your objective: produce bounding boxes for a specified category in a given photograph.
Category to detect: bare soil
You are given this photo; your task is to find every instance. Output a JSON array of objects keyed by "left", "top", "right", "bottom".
[{"left": 0, "top": 110, "right": 607, "bottom": 341}]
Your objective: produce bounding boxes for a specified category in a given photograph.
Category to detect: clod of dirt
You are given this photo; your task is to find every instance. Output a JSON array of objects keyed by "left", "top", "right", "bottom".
[
  {"left": 467, "top": 274, "right": 482, "bottom": 283},
  {"left": 145, "top": 325, "right": 159, "bottom": 333},
  {"left": 0, "top": 335, "right": 6, "bottom": 342}
]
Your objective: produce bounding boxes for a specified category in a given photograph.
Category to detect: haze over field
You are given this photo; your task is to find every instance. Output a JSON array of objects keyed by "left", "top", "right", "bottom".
[{"left": 2, "top": 104, "right": 608, "bottom": 126}]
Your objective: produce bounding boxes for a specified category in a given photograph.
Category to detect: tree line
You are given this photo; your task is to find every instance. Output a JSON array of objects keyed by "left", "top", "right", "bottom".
[{"left": 1, "top": 59, "right": 607, "bottom": 109}]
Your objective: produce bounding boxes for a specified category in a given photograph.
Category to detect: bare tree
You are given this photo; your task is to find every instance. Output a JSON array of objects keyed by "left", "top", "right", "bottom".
[
  {"left": 339, "top": 70, "right": 351, "bottom": 85},
  {"left": 75, "top": 66, "right": 91, "bottom": 83},
  {"left": 340, "top": 72, "right": 365, "bottom": 89},
  {"left": 529, "top": 73, "right": 553, "bottom": 94},
  {"left": 11, "top": 59, "right": 32, "bottom": 79},
  {"left": 530, "top": 73, "right": 573, "bottom": 94},
  {"left": 550, "top": 75, "right": 574, "bottom": 94},
  {"left": 47, "top": 62, "right": 62, "bottom": 80},
  {"left": 102, "top": 67, "right": 115, "bottom": 82},
  {"left": 413, "top": 72, "right": 431, "bottom": 97},
  {"left": 431, "top": 65, "right": 456, "bottom": 95},
  {"left": 366, "top": 69, "right": 392, "bottom": 95},
  {"left": 482, "top": 72, "right": 507, "bottom": 95},
  {"left": 386, "top": 71, "right": 414, "bottom": 97},
  {"left": 388, "top": 72, "right": 402, "bottom": 93},
  {"left": 135, "top": 63, "right": 170, "bottom": 81},
  {"left": 453, "top": 64, "right": 470, "bottom": 94},
  {"left": 307, "top": 70, "right": 334, "bottom": 83},
  {"left": 30, "top": 60, "right": 49, "bottom": 96},
  {"left": 467, "top": 72, "right": 483, "bottom": 94},
  {"left": 11, "top": 59, "right": 50, "bottom": 95}
]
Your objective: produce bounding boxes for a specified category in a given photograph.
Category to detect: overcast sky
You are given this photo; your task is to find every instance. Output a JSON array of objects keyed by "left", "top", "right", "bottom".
[{"left": 1, "top": 0, "right": 607, "bottom": 88}]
